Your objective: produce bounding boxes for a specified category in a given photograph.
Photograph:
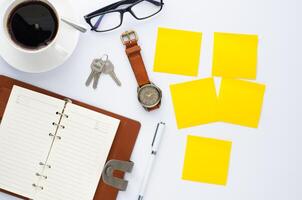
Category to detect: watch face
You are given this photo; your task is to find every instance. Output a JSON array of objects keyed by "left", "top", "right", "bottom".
[{"left": 138, "top": 84, "right": 161, "bottom": 108}]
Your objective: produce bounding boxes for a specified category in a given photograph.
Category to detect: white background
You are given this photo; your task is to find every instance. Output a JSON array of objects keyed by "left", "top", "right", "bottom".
[{"left": 1, "top": 0, "right": 302, "bottom": 199}]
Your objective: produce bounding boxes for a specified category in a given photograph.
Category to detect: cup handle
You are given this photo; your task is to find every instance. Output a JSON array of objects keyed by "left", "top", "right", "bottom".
[{"left": 54, "top": 43, "right": 68, "bottom": 57}]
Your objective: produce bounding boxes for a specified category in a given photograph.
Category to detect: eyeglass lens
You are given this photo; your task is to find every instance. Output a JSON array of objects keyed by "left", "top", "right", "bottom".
[
  {"left": 90, "top": 0, "right": 162, "bottom": 32},
  {"left": 131, "top": 0, "right": 162, "bottom": 19},
  {"left": 91, "top": 12, "right": 122, "bottom": 31}
]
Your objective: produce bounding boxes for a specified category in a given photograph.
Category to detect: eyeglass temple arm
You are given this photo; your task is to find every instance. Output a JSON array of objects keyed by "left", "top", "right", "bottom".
[
  {"left": 88, "top": 0, "right": 137, "bottom": 30},
  {"left": 88, "top": 0, "right": 132, "bottom": 30},
  {"left": 88, "top": 0, "right": 131, "bottom": 30},
  {"left": 85, "top": 0, "right": 134, "bottom": 18},
  {"left": 87, "top": 0, "right": 164, "bottom": 30},
  {"left": 86, "top": 0, "right": 163, "bottom": 18},
  {"left": 89, "top": 0, "right": 126, "bottom": 30},
  {"left": 85, "top": 1, "right": 124, "bottom": 18},
  {"left": 92, "top": 15, "right": 104, "bottom": 30}
]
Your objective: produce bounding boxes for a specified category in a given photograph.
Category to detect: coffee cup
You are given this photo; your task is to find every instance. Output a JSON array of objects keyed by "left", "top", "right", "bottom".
[{"left": 2, "top": 0, "right": 67, "bottom": 56}]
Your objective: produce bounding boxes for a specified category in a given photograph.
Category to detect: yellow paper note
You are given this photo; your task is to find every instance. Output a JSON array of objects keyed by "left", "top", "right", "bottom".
[
  {"left": 212, "top": 32, "right": 259, "bottom": 79},
  {"left": 170, "top": 78, "right": 218, "bottom": 129},
  {"left": 154, "top": 27, "right": 202, "bottom": 76},
  {"left": 182, "top": 135, "right": 232, "bottom": 186},
  {"left": 219, "top": 78, "right": 266, "bottom": 128}
]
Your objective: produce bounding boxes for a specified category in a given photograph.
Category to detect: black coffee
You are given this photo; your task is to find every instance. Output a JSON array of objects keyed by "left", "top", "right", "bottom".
[{"left": 7, "top": 1, "right": 58, "bottom": 50}]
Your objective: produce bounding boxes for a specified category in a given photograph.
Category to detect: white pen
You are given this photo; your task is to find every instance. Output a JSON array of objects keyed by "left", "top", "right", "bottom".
[{"left": 138, "top": 122, "right": 166, "bottom": 200}]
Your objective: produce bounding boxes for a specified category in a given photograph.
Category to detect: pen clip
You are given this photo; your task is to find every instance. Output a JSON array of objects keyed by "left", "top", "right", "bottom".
[
  {"left": 151, "top": 122, "right": 166, "bottom": 153},
  {"left": 151, "top": 123, "right": 160, "bottom": 147}
]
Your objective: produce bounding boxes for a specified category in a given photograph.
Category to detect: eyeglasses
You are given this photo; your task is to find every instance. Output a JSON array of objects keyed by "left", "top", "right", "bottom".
[{"left": 84, "top": 0, "right": 164, "bottom": 32}]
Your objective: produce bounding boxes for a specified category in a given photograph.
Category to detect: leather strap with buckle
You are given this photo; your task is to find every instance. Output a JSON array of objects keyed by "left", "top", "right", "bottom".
[
  {"left": 121, "top": 30, "right": 161, "bottom": 111},
  {"left": 121, "top": 30, "right": 150, "bottom": 87}
]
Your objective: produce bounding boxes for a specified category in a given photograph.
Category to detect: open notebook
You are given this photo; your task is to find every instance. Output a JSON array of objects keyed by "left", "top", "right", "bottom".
[{"left": 0, "top": 86, "right": 120, "bottom": 200}]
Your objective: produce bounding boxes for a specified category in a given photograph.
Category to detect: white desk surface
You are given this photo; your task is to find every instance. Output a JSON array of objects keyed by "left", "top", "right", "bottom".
[{"left": 1, "top": 0, "right": 301, "bottom": 199}]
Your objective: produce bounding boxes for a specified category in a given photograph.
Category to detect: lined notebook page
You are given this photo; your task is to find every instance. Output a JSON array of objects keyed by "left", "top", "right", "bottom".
[
  {"left": 0, "top": 86, "right": 65, "bottom": 199},
  {"left": 34, "top": 103, "right": 120, "bottom": 200}
]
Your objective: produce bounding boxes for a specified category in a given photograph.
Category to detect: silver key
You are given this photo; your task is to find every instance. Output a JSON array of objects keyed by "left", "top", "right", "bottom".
[
  {"left": 103, "top": 61, "right": 122, "bottom": 86},
  {"left": 85, "top": 59, "right": 103, "bottom": 87},
  {"left": 92, "top": 55, "right": 109, "bottom": 89},
  {"left": 92, "top": 60, "right": 106, "bottom": 89},
  {"left": 85, "top": 59, "right": 98, "bottom": 87}
]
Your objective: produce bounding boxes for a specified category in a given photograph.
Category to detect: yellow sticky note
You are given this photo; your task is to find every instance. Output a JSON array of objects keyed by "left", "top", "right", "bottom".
[
  {"left": 154, "top": 27, "right": 202, "bottom": 76},
  {"left": 219, "top": 79, "right": 266, "bottom": 128},
  {"left": 170, "top": 78, "right": 218, "bottom": 129},
  {"left": 212, "top": 32, "right": 259, "bottom": 79},
  {"left": 182, "top": 135, "right": 232, "bottom": 186}
]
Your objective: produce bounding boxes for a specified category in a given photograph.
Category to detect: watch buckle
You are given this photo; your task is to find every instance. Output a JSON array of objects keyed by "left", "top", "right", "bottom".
[{"left": 121, "top": 30, "right": 138, "bottom": 45}]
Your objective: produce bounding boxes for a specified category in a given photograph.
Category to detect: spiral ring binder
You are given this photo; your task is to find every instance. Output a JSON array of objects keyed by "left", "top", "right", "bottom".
[
  {"left": 49, "top": 133, "right": 62, "bottom": 140},
  {"left": 52, "top": 122, "right": 65, "bottom": 129},
  {"left": 56, "top": 111, "right": 69, "bottom": 118},
  {"left": 39, "top": 162, "right": 51, "bottom": 168},
  {"left": 32, "top": 98, "right": 72, "bottom": 192},
  {"left": 32, "top": 183, "right": 44, "bottom": 190},
  {"left": 36, "top": 173, "right": 48, "bottom": 179},
  {"left": 64, "top": 98, "right": 72, "bottom": 104}
]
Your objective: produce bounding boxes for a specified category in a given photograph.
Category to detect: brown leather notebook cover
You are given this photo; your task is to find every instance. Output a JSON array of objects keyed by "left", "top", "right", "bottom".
[{"left": 0, "top": 75, "right": 141, "bottom": 200}]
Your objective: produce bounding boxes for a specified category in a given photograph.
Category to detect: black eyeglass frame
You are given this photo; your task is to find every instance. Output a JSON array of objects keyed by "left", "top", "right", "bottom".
[{"left": 84, "top": 0, "right": 164, "bottom": 32}]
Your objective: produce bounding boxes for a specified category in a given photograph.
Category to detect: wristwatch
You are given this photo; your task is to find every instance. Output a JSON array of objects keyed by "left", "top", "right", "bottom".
[{"left": 121, "top": 30, "right": 162, "bottom": 111}]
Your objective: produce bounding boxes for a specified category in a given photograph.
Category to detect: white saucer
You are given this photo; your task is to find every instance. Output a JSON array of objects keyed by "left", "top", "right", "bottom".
[{"left": 0, "top": 0, "right": 80, "bottom": 73}]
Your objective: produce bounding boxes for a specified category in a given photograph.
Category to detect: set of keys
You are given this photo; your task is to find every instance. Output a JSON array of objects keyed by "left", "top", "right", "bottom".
[{"left": 86, "top": 54, "right": 122, "bottom": 89}]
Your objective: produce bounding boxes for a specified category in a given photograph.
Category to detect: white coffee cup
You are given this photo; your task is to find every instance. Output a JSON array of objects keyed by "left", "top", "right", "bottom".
[{"left": 2, "top": 0, "right": 67, "bottom": 56}]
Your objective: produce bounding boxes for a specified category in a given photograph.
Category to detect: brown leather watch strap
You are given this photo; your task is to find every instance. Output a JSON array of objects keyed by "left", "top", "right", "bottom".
[
  {"left": 148, "top": 102, "right": 161, "bottom": 111},
  {"left": 121, "top": 31, "right": 161, "bottom": 112},
  {"left": 122, "top": 32, "right": 150, "bottom": 87}
]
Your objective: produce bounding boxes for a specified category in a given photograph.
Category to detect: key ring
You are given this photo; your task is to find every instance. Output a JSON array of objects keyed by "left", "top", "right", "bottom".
[{"left": 100, "top": 54, "right": 109, "bottom": 65}]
